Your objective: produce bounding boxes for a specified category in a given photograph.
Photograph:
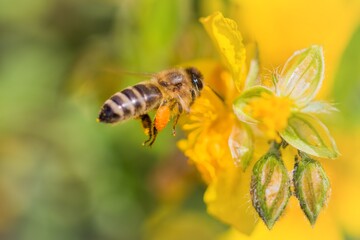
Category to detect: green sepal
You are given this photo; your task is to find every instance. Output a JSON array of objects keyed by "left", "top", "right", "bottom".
[
  {"left": 244, "top": 43, "right": 260, "bottom": 90},
  {"left": 250, "top": 151, "right": 291, "bottom": 229},
  {"left": 280, "top": 112, "right": 339, "bottom": 159},
  {"left": 277, "top": 45, "right": 324, "bottom": 107},
  {"left": 228, "top": 122, "right": 254, "bottom": 171},
  {"left": 293, "top": 153, "right": 331, "bottom": 226},
  {"left": 301, "top": 101, "right": 339, "bottom": 115}
]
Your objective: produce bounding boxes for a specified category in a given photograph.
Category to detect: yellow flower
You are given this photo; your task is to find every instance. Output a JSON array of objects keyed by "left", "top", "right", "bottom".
[
  {"left": 179, "top": 80, "right": 235, "bottom": 183},
  {"left": 225, "top": 0, "right": 360, "bottom": 237},
  {"left": 234, "top": 45, "right": 339, "bottom": 159},
  {"left": 179, "top": 5, "right": 354, "bottom": 236},
  {"left": 178, "top": 11, "right": 247, "bottom": 184},
  {"left": 178, "top": 13, "right": 259, "bottom": 233}
]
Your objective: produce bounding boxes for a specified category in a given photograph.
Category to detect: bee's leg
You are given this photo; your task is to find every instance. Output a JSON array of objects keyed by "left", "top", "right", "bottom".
[
  {"left": 171, "top": 102, "right": 183, "bottom": 136},
  {"left": 147, "top": 125, "right": 158, "bottom": 146},
  {"left": 139, "top": 114, "right": 154, "bottom": 146}
]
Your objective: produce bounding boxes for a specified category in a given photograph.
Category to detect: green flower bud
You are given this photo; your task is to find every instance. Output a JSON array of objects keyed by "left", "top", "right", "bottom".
[
  {"left": 293, "top": 153, "right": 331, "bottom": 226},
  {"left": 251, "top": 152, "right": 291, "bottom": 229}
]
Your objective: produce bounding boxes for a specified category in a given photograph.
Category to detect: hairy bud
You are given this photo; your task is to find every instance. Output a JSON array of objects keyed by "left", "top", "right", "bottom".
[
  {"left": 293, "top": 153, "right": 331, "bottom": 226},
  {"left": 251, "top": 152, "right": 291, "bottom": 229}
]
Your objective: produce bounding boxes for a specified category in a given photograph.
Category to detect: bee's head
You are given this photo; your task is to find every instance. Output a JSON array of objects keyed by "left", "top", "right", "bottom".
[{"left": 185, "top": 67, "right": 203, "bottom": 92}]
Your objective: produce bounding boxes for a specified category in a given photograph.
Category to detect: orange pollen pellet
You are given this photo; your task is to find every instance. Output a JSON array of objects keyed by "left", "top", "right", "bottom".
[{"left": 155, "top": 106, "right": 171, "bottom": 131}]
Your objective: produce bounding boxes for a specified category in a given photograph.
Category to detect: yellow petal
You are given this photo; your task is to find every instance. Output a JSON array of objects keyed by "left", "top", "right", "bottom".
[
  {"left": 204, "top": 167, "right": 257, "bottom": 234},
  {"left": 200, "top": 11, "right": 247, "bottom": 91}
]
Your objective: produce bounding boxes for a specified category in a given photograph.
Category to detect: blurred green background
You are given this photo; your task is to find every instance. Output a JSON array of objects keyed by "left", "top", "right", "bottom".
[
  {"left": 0, "top": 0, "right": 227, "bottom": 239},
  {"left": 0, "top": 0, "right": 359, "bottom": 239}
]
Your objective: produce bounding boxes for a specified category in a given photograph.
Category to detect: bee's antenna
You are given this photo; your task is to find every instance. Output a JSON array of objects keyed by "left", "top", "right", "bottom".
[{"left": 206, "top": 86, "right": 225, "bottom": 103}]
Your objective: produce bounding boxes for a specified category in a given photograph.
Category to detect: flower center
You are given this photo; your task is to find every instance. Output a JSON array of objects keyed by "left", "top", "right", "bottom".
[{"left": 245, "top": 92, "right": 293, "bottom": 140}]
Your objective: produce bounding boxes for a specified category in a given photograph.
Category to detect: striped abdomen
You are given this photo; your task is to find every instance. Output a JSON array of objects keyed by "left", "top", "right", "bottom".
[{"left": 98, "top": 83, "right": 162, "bottom": 123}]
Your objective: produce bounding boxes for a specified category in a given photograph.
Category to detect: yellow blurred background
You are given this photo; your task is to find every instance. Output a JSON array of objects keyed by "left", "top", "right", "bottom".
[{"left": 0, "top": 0, "right": 359, "bottom": 239}]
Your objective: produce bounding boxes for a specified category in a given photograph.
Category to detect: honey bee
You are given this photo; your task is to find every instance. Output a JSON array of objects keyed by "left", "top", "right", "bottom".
[{"left": 97, "top": 67, "right": 203, "bottom": 146}]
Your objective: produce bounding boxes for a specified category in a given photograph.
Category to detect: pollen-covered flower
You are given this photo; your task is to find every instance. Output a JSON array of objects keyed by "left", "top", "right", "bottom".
[
  {"left": 234, "top": 45, "right": 339, "bottom": 159},
  {"left": 232, "top": 45, "right": 339, "bottom": 228},
  {"left": 178, "top": 10, "right": 342, "bottom": 235},
  {"left": 178, "top": 70, "right": 236, "bottom": 183}
]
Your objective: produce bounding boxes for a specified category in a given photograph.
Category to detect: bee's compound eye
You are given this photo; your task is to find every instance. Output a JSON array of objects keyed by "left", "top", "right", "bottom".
[
  {"left": 98, "top": 104, "right": 120, "bottom": 123},
  {"left": 185, "top": 67, "right": 203, "bottom": 91}
]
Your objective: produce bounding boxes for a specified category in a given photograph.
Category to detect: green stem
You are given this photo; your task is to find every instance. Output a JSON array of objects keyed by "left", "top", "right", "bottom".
[
  {"left": 298, "top": 150, "right": 311, "bottom": 161},
  {"left": 268, "top": 140, "right": 282, "bottom": 157}
]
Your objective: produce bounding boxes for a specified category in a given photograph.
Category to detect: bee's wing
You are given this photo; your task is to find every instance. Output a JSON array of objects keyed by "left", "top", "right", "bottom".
[{"left": 101, "top": 68, "right": 156, "bottom": 79}]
